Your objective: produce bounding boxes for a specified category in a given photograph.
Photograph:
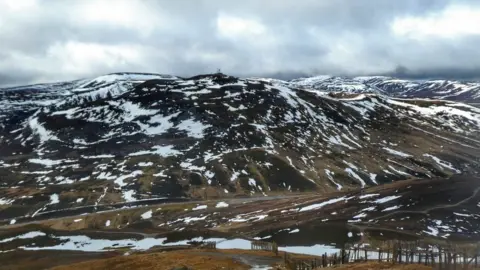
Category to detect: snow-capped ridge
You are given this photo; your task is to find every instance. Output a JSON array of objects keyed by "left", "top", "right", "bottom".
[{"left": 289, "top": 75, "right": 480, "bottom": 101}]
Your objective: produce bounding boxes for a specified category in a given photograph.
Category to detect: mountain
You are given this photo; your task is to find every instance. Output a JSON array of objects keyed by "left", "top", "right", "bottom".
[
  {"left": 0, "top": 72, "right": 480, "bottom": 223},
  {"left": 289, "top": 76, "right": 480, "bottom": 102},
  {"left": 289, "top": 76, "right": 386, "bottom": 94},
  {"left": 0, "top": 73, "right": 176, "bottom": 128}
]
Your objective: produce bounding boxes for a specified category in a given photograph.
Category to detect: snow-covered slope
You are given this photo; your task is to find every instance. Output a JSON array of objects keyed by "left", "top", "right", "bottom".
[
  {"left": 0, "top": 73, "right": 479, "bottom": 221},
  {"left": 290, "top": 76, "right": 387, "bottom": 95},
  {"left": 289, "top": 76, "right": 480, "bottom": 102},
  {"left": 0, "top": 73, "right": 176, "bottom": 130}
]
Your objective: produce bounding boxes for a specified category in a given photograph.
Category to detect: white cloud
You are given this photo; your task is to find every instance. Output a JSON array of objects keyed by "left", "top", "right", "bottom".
[
  {"left": 215, "top": 13, "right": 278, "bottom": 71},
  {"left": 0, "top": 41, "right": 149, "bottom": 83},
  {"left": 216, "top": 14, "right": 267, "bottom": 40},
  {"left": 0, "top": 0, "right": 38, "bottom": 11},
  {"left": 391, "top": 5, "right": 480, "bottom": 39},
  {"left": 307, "top": 27, "right": 394, "bottom": 75},
  {"left": 0, "top": 0, "right": 41, "bottom": 34},
  {"left": 68, "top": 0, "right": 167, "bottom": 38},
  {"left": 1, "top": 0, "right": 480, "bottom": 86},
  {"left": 46, "top": 41, "right": 143, "bottom": 74}
]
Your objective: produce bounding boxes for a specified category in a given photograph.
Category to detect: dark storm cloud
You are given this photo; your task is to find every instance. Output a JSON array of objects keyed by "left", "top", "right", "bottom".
[
  {"left": 0, "top": 73, "right": 35, "bottom": 87},
  {"left": 1, "top": 0, "right": 480, "bottom": 87},
  {"left": 387, "top": 67, "right": 480, "bottom": 81}
]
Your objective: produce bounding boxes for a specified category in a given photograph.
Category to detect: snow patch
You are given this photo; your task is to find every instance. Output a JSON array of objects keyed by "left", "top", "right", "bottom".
[
  {"left": 374, "top": 195, "right": 401, "bottom": 204},
  {"left": 345, "top": 168, "right": 366, "bottom": 187},
  {"left": 49, "top": 194, "right": 60, "bottom": 204},
  {"left": 216, "top": 202, "right": 229, "bottom": 208},
  {"left": 192, "top": 205, "right": 208, "bottom": 211},
  {"left": 383, "top": 147, "right": 412, "bottom": 158},
  {"left": 141, "top": 210, "right": 153, "bottom": 219},
  {"left": 423, "top": 154, "right": 461, "bottom": 173},
  {"left": 299, "top": 196, "right": 349, "bottom": 212},
  {"left": 0, "top": 231, "right": 46, "bottom": 243}
]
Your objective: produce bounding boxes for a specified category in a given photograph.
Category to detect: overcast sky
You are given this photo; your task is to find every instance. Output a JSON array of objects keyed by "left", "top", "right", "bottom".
[{"left": 1, "top": 0, "right": 480, "bottom": 86}]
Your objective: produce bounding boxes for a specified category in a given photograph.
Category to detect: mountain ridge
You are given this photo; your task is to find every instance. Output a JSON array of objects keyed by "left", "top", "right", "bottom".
[
  {"left": 288, "top": 75, "right": 480, "bottom": 102},
  {"left": 4, "top": 72, "right": 480, "bottom": 103}
]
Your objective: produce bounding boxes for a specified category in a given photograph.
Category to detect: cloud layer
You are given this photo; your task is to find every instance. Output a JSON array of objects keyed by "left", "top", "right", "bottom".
[{"left": 1, "top": 0, "right": 480, "bottom": 86}]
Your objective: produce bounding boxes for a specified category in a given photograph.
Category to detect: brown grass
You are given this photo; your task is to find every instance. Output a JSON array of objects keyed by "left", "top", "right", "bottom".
[
  {"left": 49, "top": 250, "right": 249, "bottom": 270},
  {"left": 0, "top": 250, "right": 119, "bottom": 270},
  {"left": 188, "top": 248, "right": 318, "bottom": 260},
  {"left": 328, "top": 262, "right": 432, "bottom": 270}
]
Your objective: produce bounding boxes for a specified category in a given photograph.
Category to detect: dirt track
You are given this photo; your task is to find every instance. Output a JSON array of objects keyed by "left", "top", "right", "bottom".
[{"left": 193, "top": 251, "right": 281, "bottom": 268}]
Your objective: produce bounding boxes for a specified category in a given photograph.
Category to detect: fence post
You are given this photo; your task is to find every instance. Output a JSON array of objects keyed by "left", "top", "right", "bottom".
[
  {"left": 392, "top": 245, "right": 397, "bottom": 264},
  {"left": 438, "top": 249, "right": 442, "bottom": 270},
  {"left": 453, "top": 253, "right": 457, "bottom": 270},
  {"left": 399, "top": 247, "right": 402, "bottom": 264},
  {"left": 425, "top": 246, "right": 429, "bottom": 266},
  {"left": 445, "top": 251, "right": 452, "bottom": 269}
]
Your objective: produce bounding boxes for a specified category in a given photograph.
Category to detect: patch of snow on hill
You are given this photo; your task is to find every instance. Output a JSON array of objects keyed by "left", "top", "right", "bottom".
[{"left": 28, "top": 117, "right": 59, "bottom": 143}]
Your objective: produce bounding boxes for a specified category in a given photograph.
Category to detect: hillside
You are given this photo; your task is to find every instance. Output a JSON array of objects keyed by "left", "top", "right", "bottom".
[{"left": 0, "top": 73, "right": 479, "bottom": 224}]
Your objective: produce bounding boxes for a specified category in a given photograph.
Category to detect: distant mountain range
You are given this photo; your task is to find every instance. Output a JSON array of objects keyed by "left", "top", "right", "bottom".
[{"left": 287, "top": 75, "right": 480, "bottom": 102}]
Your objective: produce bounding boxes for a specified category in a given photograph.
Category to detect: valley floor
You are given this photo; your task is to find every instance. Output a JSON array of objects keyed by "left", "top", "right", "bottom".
[
  {"left": 2, "top": 174, "right": 480, "bottom": 269},
  {"left": 0, "top": 248, "right": 452, "bottom": 270},
  {"left": 0, "top": 248, "right": 439, "bottom": 270}
]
